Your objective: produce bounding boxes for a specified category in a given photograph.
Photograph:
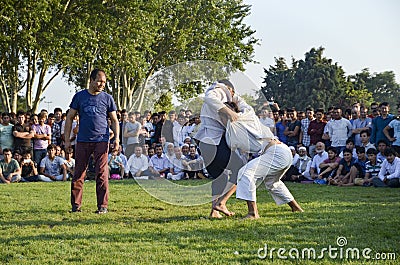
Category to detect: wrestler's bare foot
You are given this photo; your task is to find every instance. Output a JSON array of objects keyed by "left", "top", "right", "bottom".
[
  {"left": 288, "top": 200, "right": 304, "bottom": 212},
  {"left": 209, "top": 209, "right": 223, "bottom": 219},
  {"left": 242, "top": 213, "right": 260, "bottom": 220},
  {"left": 213, "top": 204, "right": 235, "bottom": 216}
]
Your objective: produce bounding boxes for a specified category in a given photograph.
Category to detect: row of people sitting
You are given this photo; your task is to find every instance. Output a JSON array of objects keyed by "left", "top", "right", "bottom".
[{"left": 282, "top": 140, "right": 400, "bottom": 188}]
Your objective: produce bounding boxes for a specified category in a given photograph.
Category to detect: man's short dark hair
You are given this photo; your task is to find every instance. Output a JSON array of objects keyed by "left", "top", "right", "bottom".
[
  {"left": 2, "top": 148, "right": 12, "bottom": 154},
  {"left": 16, "top": 110, "right": 26, "bottom": 117},
  {"left": 366, "top": 148, "right": 378, "bottom": 155},
  {"left": 305, "top": 107, "right": 314, "bottom": 112},
  {"left": 377, "top": 139, "right": 388, "bottom": 146},
  {"left": 315, "top": 108, "right": 324, "bottom": 114},
  {"left": 343, "top": 148, "right": 353, "bottom": 155},
  {"left": 384, "top": 147, "right": 397, "bottom": 157},
  {"left": 53, "top": 107, "right": 62, "bottom": 113},
  {"left": 2, "top": 112, "right": 10, "bottom": 118},
  {"left": 379, "top": 102, "right": 389, "bottom": 108},
  {"left": 360, "top": 129, "right": 370, "bottom": 137},
  {"left": 90, "top": 68, "right": 106, "bottom": 81},
  {"left": 326, "top": 146, "right": 337, "bottom": 155},
  {"left": 47, "top": 144, "right": 57, "bottom": 151},
  {"left": 346, "top": 138, "right": 355, "bottom": 145},
  {"left": 356, "top": 146, "right": 365, "bottom": 154}
]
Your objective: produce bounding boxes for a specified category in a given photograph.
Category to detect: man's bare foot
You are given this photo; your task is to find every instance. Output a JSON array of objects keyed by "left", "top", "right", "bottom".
[
  {"left": 288, "top": 200, "right": 304, "bottom": 212},
  {"left": 209, "top": 209, "right": 223, "bottom": 219},
  {"left": 242, "top": 213, "right": 260, "bottom": 220},
  {"left": 213, "top": 204, "right": 235, "bottom": 216}
]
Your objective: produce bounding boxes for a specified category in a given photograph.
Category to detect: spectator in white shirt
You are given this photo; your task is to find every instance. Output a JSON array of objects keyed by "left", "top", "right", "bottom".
[
  {"left": 309, "top": 142, "right": 329, "bottom": 180},
  {"left": 167, "top": 147, "right": 186, "bottom": 180},
  {"left": 259, "top": 107, "right": 275, "bottom": 135},
  {"left": 328, "top": 107, "right": 352, "bottom": 154},
  {"left": 125, "top": 146, "right": 150, "bottom": 178},
  {"left": 373, "top": 148, "right": 400, "bottom": 187}
]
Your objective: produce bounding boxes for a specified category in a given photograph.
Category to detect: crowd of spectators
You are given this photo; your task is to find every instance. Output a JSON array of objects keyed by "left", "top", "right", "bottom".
[{"left": 1, "top": 101, "right": 399, "bottom": 188}]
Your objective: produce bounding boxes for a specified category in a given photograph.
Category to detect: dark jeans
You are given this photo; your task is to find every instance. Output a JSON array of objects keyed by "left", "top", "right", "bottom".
[
  {"left": 34, "top": 149, "right": 47, "bottom": 167},
  {"left": 71, "top": 142, "right": 109, "bottom": 210},
  {"left": 199, "top": 136, "right": 245, "bottom": 196},
  {"left": 372, "top": 177, "right": 400, "bottom": 188}
]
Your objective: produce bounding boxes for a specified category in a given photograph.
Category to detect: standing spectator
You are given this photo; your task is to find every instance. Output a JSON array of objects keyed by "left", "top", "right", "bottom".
[
  {"left": 284, "top": 108, "right": 301, "bottom": 147},
  {"left": 259, "top": 107, "right": 275, "bottom": 135},
  {"left": 12, "top": 111, "right": 34, "bottom": 155},
  {"left": 0, "top": 148, "right": 21, "bottom": 183},
  {"left": 53, "top": 108, "right": 64, "bottom": 136},
  {"left": 173, "top": 114, "right": 191, "bottom": 147},
  {"left": 153, "top": 111, "right": 166, "bottom": 144},
  {"left": 328, "top": 107, "right": 352, "bottom": 154},
  {"left": 307, "top": 108, "right": 326, "bottom": 157},
  {"left": 48, "top": 113, "right": 61, "bottom": 148},
  {"left": 149, "top": 113, "right": 159, "bottom": 144},
  {"left": 371, "top": 102, "right": 393, "bottom": 146},
  {"left": 32, "top": 113, "right": 51, "bottom": 167},
  {"left": 124, "top": 112, "right": 141, "bottom": 159},
  {"left": 64, "top": 68, "right": 120, "bottom": 214},
  {"left": 119, "top": 109, "right": 128, "bottom": 152},
  {"left": 276, "top": 110, "right": 288, "bottom": 144},
  {"left": 163, "top": 110, "right": 178, "bottom": 144},
  {"left": 39, "top": 144, "right": 67, "bottom": 182},
  {"left": 383, "top": 106, "right": 400, "bottom": 155},
  {"left": 189, "top": 113, "right": 201, "bottom": 138},
  {"left": 0, "top": 112, "right": 15, "bottom": 156},
  {"left": 352, "top": 108, "right": 372, "bottom": 147},
  {"left": 299, "top": 107, "right": 314, "bottom": 151}
]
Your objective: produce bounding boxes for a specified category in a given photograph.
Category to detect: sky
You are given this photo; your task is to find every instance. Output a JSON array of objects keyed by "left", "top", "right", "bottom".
[{"left": 39, "top": 0, "right": 400, "bottom": 112}]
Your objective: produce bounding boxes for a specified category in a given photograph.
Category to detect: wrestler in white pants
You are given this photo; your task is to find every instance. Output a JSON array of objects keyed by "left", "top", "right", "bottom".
[{"left": 236, "top": 143, "right": 294, "bottom": 205}]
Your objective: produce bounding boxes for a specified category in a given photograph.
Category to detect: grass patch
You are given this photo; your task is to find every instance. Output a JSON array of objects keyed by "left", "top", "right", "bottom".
[{"left": 0, "top": 180, "right": 399, "bottom": 264}]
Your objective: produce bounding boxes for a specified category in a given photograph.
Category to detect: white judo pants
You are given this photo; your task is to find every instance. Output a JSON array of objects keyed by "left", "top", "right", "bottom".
[{"left": 236, "top": 143, "right": 294, "bottom": 205}]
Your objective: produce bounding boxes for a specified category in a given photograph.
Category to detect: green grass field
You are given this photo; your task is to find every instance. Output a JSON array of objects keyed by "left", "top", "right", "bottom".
[{"left": 0, "top": 180, "right": 399, "bottom": 264}]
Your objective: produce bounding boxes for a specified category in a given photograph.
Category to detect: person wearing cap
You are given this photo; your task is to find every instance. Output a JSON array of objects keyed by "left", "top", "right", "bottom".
[
  {"left": 290, "top": 146, "right": 312, "bottom": 182},
  {"left": 194, "top": 79, "right": 252, "bottom": 218}
]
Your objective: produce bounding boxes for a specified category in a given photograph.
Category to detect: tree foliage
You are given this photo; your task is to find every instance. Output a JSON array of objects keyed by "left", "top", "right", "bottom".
[
  {"left": 0, "top": 0, "right": 258, "bottom": 112},
  {"left": 261, "top": 47, "right": 399, "bottom": 111}
]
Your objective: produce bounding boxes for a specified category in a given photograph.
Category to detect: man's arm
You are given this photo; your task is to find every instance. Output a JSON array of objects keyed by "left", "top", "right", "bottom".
[
  {"left": 109, "top": 111, "right": 120, "bottom": 151},
  {"left": 383, "top": 125, "right": 395, "bottom": 142},
  {"left": 64, "top": 108, "right": 78, "bottom": 150}
]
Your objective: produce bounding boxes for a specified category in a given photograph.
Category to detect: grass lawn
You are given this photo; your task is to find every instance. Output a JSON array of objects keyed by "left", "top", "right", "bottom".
[{"left": 0, "top": 180, "right": 399, "bottom": 264}]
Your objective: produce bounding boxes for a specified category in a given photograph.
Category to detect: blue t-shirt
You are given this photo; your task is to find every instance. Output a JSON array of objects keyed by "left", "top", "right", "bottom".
[{"left": 70, "top": 90, "right": 117, "bottom": 142}]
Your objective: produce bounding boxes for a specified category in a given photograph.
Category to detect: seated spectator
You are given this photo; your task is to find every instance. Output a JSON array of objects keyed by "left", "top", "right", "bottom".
[
  {"left": 20, "top": 152, "right": 40, "bottom": 182},
  {"left": 165, "top": 142, "right": 175, "bottom": 162},
  {"left": 147, "top": 147, "right": 155, "bottom": 160},
  {"left": 0, "top": 148, "right": 22, "bottom": 183},
  {"left": 55, "top": 145, "right": 65, "bottom": 158},
  {"left": 125, "top": 146, "right": 150, "bottom": 178},
  {"left": 328, "top": 148, "right": 357, "bottom": 186},
  {"left": 182, "top": 145, "right": 206, "bottom": 179},
  {"left": 288, "top": 146, "right": 312, "bottom": 182},
  {"left": 148, "top": 144, "right": 170, "bottom": 178},
  {"left": 376, "top": 140, "right": 388, "bottom": 161},
  {"left": 372, "top": 148, "right": 400, "bottom": 188},
  {"left": 108, "top": 148, "right": 124, "bottom": 179},
  {"left": 290, "top": 146, "right": 299, "bottom": 166},
  {"left": 309, "top": 142, "right": 329, "bottom": 180},
  {"left": 362, "top": 148, "right": 383, "bottom": 186},
  {"left": 167, "top": 147, "right": 186, "bottom": 180},
  {"left": 315, "top": 146, "right": 340, "bottom": 184},
  {"left": 39, "top": 144, "right": 67, "bottom": 181},
  {"left": 63, "top": 148, "right": 75, "bottom": 180},
  {"left": 352, "top": 147, "right": 369, "bottom": 186},
  {"left": 338, "top": 139, "right": 357, "bottom": 158},
  {"left": 359, "top": 129, "right": 375, "bottom": 153},
  {"left": 181, "top": 144, "right": 189, "bottom": 157}
]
